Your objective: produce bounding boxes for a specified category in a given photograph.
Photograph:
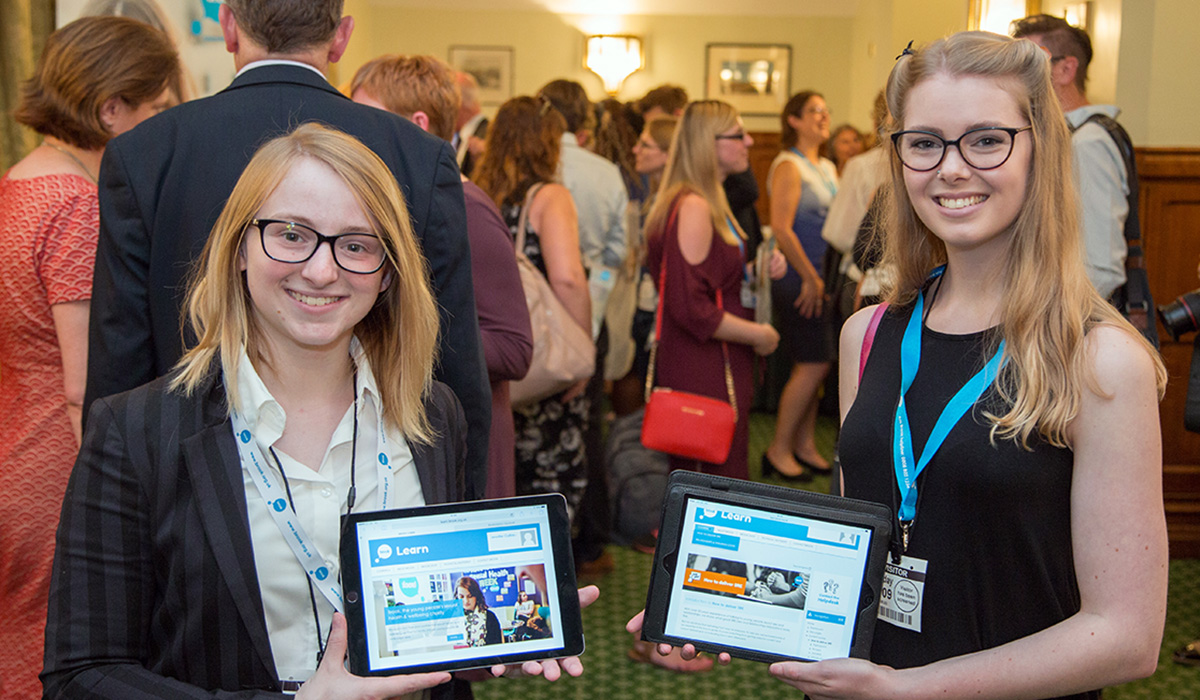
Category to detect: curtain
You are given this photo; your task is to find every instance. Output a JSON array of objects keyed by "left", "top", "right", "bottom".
[{"left": 1, "top": 0, "right": 55, "bottom": 172}]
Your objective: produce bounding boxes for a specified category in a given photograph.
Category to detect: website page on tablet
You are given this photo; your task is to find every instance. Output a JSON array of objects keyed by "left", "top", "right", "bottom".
[
  {"left": 352, "top": 503, "right": 564, "bottom": 671},
  {"left": 664, "top": 497, "right": 874, "bottom": 661}
]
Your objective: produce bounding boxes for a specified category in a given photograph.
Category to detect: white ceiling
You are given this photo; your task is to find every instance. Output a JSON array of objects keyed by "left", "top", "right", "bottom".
[{"left": 368, "top": 0, "right": 860, "bottom": 18}]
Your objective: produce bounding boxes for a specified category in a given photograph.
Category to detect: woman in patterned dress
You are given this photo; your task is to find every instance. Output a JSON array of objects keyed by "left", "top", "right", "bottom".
[
  {"left": 0, "top": 17, "right": 180, "bottom": 699},
  {"left": 474, "top": 97, "right": 592, "bottom": 529}
]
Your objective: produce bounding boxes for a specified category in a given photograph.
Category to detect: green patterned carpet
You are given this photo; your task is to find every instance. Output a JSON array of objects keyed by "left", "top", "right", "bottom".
[{"left": 474, "top": 413, "right": 1200, "bottom": 699}]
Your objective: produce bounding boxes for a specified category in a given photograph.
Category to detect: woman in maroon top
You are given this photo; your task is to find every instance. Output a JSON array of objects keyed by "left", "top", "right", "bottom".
[{"left": 643, "top": 100, "right": 779, "bottom": 480}]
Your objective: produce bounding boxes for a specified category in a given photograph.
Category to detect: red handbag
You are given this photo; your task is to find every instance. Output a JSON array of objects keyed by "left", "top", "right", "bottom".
[{"left": 640, "top": 203, "right": 737, "bottom": 465}]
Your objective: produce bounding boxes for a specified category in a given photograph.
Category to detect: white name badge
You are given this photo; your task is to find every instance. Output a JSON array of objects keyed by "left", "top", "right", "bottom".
[
  {"left": 740, "top": 279, "right": 757, "bottom": 309},
  {"left": 878, "top": 555, "right": 927, "bottom": 632}
]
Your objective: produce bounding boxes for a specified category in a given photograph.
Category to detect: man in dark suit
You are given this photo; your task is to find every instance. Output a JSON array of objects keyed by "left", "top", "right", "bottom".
[{"left": 84, "top": 0, "right": 491, "bottom": 497}]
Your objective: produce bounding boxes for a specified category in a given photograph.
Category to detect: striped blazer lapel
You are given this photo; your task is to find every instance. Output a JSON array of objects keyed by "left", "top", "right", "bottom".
[{"left": 180, "top": 376, "right": 278, "bottom": 683}]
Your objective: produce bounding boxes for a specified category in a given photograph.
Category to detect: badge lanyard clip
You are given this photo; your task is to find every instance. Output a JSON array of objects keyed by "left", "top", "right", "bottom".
[{"left": 892, "top": 268, "right": 1005, "bottom": 559}]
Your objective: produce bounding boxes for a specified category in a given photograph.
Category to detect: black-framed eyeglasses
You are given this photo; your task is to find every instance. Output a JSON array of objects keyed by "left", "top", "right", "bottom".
[
  {"left": 250, "top": 218, "right": 387, "bottom": 274},
  {"left": 715, "top": 132, "right": 747, "bottom": 141},
  {"left": 890, "top": 126, "right": 1032, "bottom": 172}
]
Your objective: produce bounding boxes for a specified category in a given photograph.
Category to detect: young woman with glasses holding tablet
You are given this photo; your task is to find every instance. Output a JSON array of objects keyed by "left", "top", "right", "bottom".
[
  {"left": 43, "top": 123, "right": 592, "bottom": 699},
  {"left": 634, "top": 32, "right": 1167, "bottom": 699}
]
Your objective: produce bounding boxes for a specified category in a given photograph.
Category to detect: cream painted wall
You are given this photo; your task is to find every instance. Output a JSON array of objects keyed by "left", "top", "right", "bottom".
[{"left": 341, "top": 2, "right": 861, "bottom": 133}]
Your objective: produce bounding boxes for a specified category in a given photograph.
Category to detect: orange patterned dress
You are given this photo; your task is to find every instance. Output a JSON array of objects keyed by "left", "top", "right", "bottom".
[{"left": 0, "top": 173, "right": 98, "bottom": 699}]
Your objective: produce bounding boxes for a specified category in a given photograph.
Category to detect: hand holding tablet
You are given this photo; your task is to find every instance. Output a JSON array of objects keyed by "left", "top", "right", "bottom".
[
  {"left": 637, "top": 472, "right": 892, "bottom": 665},
  {"left": 339, "top": 495, "right": 586, "bottom": 676}
]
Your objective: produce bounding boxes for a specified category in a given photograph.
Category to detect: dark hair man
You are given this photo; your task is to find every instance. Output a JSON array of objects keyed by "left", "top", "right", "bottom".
[
  {"left": 1011, "top": 14, "right": 1131, "bottom": 302},
  {"left": 85, "top": 0, "right": 491, "bottom": 500}
]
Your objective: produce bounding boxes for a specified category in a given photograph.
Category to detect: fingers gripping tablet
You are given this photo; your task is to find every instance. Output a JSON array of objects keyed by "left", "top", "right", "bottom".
[{"left": 340, "top": 495, "right": 584, "bottom": 675}]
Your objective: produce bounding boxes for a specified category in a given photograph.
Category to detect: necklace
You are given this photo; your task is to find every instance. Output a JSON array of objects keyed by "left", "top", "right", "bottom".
[{"left": 43, "top": 141, "right": 98, "bottom": 184}]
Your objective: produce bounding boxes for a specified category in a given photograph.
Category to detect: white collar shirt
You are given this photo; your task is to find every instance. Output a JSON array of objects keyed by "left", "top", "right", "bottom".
[
  {"left": 1065, "top": 104, "right": 1129, "bottom": 298},
  {"left": 235, "top": 58, "right": 328, "bottom": 81},
  {"left": 557, "top": 132, "right": 629, "bottom": 271},
  {"left": 233, "top": 340, "right": 425, "bottom": 688}
]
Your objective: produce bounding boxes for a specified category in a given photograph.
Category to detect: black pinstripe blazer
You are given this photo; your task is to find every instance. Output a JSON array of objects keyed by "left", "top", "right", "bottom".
[{"left": 42, "top": 370, "right": 466, "bottom": 699}]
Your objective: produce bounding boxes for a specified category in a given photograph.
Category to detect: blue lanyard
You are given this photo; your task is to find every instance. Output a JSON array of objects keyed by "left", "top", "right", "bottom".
[
  {"left": 790, "top": 147, "right": 838, "bottom": 197},
  {"left": 892, "top": 267, "right": 1005, "bottom": 544}
]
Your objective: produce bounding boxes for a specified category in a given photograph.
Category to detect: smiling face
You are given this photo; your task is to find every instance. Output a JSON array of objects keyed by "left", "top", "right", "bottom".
[
  {"left": 715, "top": 118, "right": 753, "bottom": 177},
  {"left": 238, "top": 156, "right": 391, "bottom": 359},
  {"left": 632, "top": 128, "right": 669, "bottom": 175},
  {"left": 901, "top": 72, "right": 1032, "bottom": 258},
  {"left": 788, "top": 95, "right": 831, "bottom": 148}
]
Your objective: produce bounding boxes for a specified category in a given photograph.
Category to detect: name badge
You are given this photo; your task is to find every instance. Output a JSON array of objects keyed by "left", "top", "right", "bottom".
[{"left": 878, "top": 555, "right": 927, "bottom": 632}]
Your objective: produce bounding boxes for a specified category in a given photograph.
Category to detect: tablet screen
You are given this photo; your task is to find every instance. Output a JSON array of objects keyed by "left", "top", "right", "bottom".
[
  {"left": 662, "top": 495, "right": 875, "bottom": 661},
  {"left": 346, "top": 499, "right": 573, "bottom": 673}
]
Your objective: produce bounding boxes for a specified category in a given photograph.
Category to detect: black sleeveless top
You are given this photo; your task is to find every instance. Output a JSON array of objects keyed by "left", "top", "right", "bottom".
[{"left": 840, "top": 304, "right": 1099, "bottom": 700}]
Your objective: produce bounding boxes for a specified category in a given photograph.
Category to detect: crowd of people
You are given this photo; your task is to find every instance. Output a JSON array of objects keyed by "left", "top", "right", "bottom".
[{"left": 0, "top": 0, "right": 1174, "bottom": 698}]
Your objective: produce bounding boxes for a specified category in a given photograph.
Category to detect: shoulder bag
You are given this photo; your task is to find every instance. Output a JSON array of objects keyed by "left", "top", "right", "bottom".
[
  {"left": 640, "top": 200, "right": 737, "bottom": 464},
  {"left": 509, "top": 183, "right": 596, "bottom": 408}
]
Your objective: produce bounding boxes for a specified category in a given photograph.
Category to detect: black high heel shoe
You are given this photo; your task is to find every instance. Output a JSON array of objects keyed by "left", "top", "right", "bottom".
[
  {"left": 761, "top": 453, "right": 813, "bottom": 483},
  {"left": 794, "top": 453, "right": 833, "bottom": 476}
]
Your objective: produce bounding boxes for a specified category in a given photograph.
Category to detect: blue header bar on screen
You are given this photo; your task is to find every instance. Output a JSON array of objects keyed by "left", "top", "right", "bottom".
[
  {"left": 368, "top": 524, "right": 543, "bottom": 567},
  {"left": 692, "top": 507, "right": 861, "bottom": 550}
]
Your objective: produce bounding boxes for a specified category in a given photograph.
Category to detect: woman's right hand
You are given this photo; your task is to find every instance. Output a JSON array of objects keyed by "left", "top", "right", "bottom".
[
  {"left": 296, "top": 613, "right": 451, "bottom": 700},
  {"left": 754, "top": 324, "right": 780, "bottom": 356},
  {"left": 794, "top": 272, "right": 825, "bottom": 319}
]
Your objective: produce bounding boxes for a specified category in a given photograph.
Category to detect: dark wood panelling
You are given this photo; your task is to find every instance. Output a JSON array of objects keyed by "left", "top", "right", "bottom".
[
  {"left": 1138, "top": 148, "right": 1200, "bottom": 557},
  {"left": 748, "top": 131, "right": 780, "bottom": 225}
]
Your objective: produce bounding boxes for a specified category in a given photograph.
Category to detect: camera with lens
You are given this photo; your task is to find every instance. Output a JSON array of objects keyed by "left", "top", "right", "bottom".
[
  {"left": 1157, "top": 289, "right": 1200, "bottom": 341},
  {"left": 1158, "top": 289, "right": 1200, "bottom": 434}
]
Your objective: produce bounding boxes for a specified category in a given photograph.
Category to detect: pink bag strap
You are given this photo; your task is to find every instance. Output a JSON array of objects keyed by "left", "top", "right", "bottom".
[{"left": 858, "top": 302, "right": 889, "bottom": 384}]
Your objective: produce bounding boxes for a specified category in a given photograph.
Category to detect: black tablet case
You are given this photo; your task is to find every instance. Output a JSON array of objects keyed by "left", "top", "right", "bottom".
[
  {"left": 641, "top": 471, "right": 892, "bottom": 663},
  {"left": 339, "top": 494, "right": 585, "bottom": 675}
]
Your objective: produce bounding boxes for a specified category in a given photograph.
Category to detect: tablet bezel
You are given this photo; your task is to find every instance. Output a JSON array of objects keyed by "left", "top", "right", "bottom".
[
  {"left": 339, "top": 494, "right": 584, "bottom": 676},
  {"left": 641, "top": 471, "right": 892, "bottom": 664}
]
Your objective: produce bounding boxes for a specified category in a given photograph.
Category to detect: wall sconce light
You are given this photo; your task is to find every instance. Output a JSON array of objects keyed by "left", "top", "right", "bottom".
[
  {"left": 584, "top": 35, "right": 644, "bottom": 95},
  {"left": 967, "top": 0, "right": 1041, "bottom": 35},
  {"left": 1063, "top": 1, "right": 1094, "bottom": 34}
]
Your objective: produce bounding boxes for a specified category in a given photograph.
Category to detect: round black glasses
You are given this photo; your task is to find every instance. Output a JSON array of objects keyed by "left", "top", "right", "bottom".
[
  {"left": 250, "top": 219, "right": 387, "bottom": 274},
  {"left": 891, "top": 126, "right": 1032, "bottom": 172}
]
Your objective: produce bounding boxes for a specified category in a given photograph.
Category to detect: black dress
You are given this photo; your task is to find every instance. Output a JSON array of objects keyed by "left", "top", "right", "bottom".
[{"left": 839, "top": 304, "right": 1099, "bottom": 700}]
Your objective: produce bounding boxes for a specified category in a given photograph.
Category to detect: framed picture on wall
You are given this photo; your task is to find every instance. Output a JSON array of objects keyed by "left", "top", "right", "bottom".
[
  {"left": 704, "top": 44, "right": 792, "bottom": 117},
  {"left": 448, "top": 46, "right": 514, "bottom": 105}
]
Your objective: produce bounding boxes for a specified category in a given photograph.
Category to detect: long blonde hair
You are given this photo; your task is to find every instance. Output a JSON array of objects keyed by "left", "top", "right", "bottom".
[
  {"left": 644, "top": 100, "right": 745, "bottom": 246},
  {"left": 880, "top": 31, "right": 1165, "bottom": 448},
  {"left": 171, "top": 123, "right": 441, "bottom": 444}
]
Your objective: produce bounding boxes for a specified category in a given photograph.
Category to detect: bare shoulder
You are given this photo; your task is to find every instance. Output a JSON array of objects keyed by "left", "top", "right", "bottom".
[
  {"left": 677, "top": 192, "right": 712, "bottom": 220},
  {"left": 839, "top": 305, "right": 881, "bottom": 367},
  {"left": 1081, "top": 323, "right": 1161, "bottom": 398}
]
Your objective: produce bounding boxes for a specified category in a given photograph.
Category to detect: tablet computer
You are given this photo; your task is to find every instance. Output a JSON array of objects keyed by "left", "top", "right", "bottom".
[
  {"left": 339, "top": 494, "right": 584, "bottom": 676},
  {"left": 641, "top": 471, "right": 892, "bottom": 664}
]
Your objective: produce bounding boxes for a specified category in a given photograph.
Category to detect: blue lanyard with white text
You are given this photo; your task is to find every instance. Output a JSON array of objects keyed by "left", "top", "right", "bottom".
[
  {"left": 229, "top": 398, "right": 395, "bottom": 612},
  {"left": 790, "top": 147, "right": 838, "bottom": 198},
  {"left": 892, "top": 266, "right": 1005, "bottom": 553}
]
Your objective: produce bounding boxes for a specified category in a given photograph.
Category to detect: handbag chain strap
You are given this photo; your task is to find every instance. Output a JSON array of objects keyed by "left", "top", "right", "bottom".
[
  {"left": 644, "top": 198, "right": 737, "bottom": 415},
  {"left": 513, "top": 182, "right": 546, "bottom": 254}
]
